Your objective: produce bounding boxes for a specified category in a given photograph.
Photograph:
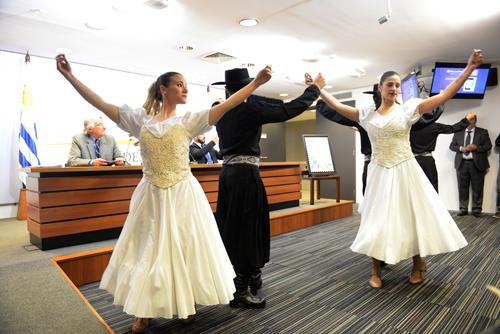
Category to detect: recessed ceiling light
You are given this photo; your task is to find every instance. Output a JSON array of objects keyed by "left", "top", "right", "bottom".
[
  {"left": 279, "top": 93, "right": 289, "bottom": 97},
  {"left": 239, "top": 18, "right": 259, "bottom": 27}
]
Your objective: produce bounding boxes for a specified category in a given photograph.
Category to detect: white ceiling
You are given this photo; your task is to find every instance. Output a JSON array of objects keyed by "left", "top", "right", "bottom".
[{"left": 1, "top": 0, "right": 500, "bottom": 99}]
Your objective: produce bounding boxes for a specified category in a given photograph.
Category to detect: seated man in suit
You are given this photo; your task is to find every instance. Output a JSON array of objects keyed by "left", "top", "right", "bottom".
[
  {"left": 189, "top": 134, "right": 222, "bottom": 164},
  {"left": 67, "top": 118, "right": 125, "bottom": 166},
  {"left": 449, "top": 114, "right": 492, "bottom": 217}
]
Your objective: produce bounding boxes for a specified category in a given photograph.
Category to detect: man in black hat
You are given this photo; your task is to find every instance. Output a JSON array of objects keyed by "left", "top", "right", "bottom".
[{"left": 212, "top": 68, "right": 325, "bottom": 309}]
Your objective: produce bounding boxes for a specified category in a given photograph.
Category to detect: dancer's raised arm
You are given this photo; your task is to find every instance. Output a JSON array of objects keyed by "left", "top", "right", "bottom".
[
  {"left": 306, "top": 73, "right": 360, "bottom": 122},
  {"left": 56, "top": 54, "right": 120, "bottom": 124},
  {"left": 208, "top": 65, "right": 272, "bottom": 125},
  {"left": 419, "top": 50, "right": 484, "bottom": 114}
]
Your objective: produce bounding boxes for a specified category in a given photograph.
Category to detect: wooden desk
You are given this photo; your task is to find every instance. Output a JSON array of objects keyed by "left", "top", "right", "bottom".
[
  {"left": 302, "top": 174, "right": 341, "bottom": 205},
  {"left": 24, "top": 162, "right": 302, "bottom": 250}
]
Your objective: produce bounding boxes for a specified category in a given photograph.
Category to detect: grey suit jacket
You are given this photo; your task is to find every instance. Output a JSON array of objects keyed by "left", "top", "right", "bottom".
[{"left": 67, "top": 133, "right": 124, "bottom": 166}]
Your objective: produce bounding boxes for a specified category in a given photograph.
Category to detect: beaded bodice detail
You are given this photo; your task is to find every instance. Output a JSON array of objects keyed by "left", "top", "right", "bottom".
[
  {"left": 366, "top": 113, "right": 414, "bottom": 168},
  {"left": 140, "top": 124, "right": 191, "bottom": 188}
]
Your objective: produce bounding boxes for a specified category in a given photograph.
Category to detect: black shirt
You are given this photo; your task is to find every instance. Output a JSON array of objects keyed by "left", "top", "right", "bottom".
[
  {"left": 216, "top": 85, "right": 320, "bottom": 157},
  {"left": 316, "top": 100, "right": 372, "bottom": 156},
  {"left": 410, "top": 118, "right": 469, "bottom": 154}
]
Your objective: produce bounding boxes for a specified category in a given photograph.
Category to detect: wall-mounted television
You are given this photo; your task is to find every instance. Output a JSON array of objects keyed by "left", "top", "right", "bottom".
[
  {"left": 430, "top": 62, "right": 490, "bottom": 99},
  {"left": 401, "top": 73, "right": 419, "bottom": 102}
]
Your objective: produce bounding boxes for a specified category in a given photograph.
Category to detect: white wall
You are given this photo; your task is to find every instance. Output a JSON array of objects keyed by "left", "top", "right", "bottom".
[
  {"left": 353, "top": 73, "right": 499, "bottom": 213},
  {"left": 0, "top": 51, "right": 223, "bottom": 218}
]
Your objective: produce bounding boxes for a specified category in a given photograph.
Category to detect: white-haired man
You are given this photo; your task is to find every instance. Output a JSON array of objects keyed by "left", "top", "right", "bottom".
[{"left": 67, "top": 118, "right": 125, "bottom": 166}]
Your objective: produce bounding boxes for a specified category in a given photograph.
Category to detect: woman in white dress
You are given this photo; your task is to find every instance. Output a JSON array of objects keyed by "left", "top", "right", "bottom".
[
  {"left": 316, "top": 49, "right": 484, "bottom": 289},
  {"left": 55, "top": 54, "right": 272, "bottom": 333}
]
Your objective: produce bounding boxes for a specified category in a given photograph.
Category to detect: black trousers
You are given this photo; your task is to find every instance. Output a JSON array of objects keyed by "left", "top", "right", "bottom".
[
  {"left": 457, "top": 160, "right": 486, "bottom": 213},
  {"left": 215, "top": 164, "right": 270, "bottom": 273},
  {"left": 362, "top": 160, "right": 370, "bottom": 195},
  {"left": 415, "top": 156, "right": 439, "bottom": 193}
]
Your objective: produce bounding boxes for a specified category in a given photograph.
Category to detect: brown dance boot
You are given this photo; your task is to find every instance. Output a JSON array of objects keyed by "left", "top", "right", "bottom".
[
  {"left": 369, "top": 258, "right": 382, "bottom": 289},
  {"left": 409, "top": 256, "right": 427, "bottom": 284},
  {"left": 131, "top": 317, "right": 150, "bottom": 334},
  {"left": 178, "top": 314, "right": 196, "bottom": 325}
]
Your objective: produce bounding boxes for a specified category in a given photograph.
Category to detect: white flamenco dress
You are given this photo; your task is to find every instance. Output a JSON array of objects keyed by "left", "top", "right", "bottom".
[
  {"left": 99, "top": 105, "right": 235, "bottom": 319},
  {"left": 350, "top": 98, "right": 467, "bottom": 264}
]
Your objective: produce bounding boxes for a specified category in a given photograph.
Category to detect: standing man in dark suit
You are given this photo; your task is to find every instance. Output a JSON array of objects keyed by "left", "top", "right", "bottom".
[
  {"left": 212, "top": 68, "right": 324, "bottom": 309},
  {"left": 189, "top": 134, "right": 222, "bottom": 164},
  {"left": 449, "top": 115, "right": 492, "bottom": 217}
]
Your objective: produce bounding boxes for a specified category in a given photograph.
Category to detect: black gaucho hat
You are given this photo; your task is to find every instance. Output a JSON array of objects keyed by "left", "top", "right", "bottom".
[
  {"left": 363, "top": 84, "right": 379, "bottom": 95},
  {"left": 212, "top": 68, "right": 253, "bottom": 86}
]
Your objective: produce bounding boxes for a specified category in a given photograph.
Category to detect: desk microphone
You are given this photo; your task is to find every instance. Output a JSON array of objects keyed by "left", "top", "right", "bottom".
[
  {"left": 189, "top": 152, "right": 197, "bottom": 164},
  {"left": 125, "top": 134, "right": 133, "bottom": 163}
]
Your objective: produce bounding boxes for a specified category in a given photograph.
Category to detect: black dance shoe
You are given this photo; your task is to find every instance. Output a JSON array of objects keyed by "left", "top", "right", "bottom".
[{"left": 230, "top": 290, "right": 266, "bottom": 308}]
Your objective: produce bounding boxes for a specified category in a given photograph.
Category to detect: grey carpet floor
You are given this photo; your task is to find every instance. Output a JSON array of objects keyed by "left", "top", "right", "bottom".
[{"left": 80, "top": 213, "right": 500, "bottom": 334}]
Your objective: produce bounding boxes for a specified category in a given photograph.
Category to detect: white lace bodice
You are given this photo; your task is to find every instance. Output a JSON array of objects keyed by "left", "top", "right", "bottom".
[
  {"left": 360, "top": 98, "right": 422, "bottom": 168},
  {"left": 140, "top": 124, "right": 192, "bottom": 188},
  {"left": 117, "top": 105, "right": 212, "bottom": 188}
]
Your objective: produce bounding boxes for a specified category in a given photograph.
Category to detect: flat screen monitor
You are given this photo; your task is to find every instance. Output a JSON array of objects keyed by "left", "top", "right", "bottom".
[
  {"left": 430, "top": 62, "right": 490, "bottom": 99},
  {"left": 401, "top": 73, "right": 419, "bottom": 102},
  {"left": 303, "top": 135, "right": 335, "bottom": 175}
]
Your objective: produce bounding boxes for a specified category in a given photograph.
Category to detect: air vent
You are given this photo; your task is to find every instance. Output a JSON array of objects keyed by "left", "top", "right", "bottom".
[
  {"left": 201, "top": 51, "right": 236, "bottom": 64},
  {"left": 332, "top": 92, "right": 353, "bottom": 100}
]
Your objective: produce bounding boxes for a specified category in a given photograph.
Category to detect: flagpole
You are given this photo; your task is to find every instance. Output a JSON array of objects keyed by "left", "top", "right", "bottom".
[{"left": 17, "top": 51, "right": 32, "bottom": 221}]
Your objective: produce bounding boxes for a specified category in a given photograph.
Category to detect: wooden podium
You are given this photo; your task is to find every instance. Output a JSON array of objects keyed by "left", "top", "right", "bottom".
[{"left": 24, "top": 162, "right": 303, "bottom": 250}]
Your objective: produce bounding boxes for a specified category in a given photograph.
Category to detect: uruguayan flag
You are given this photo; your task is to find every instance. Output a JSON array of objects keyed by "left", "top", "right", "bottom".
[{"left": 19, "top": 77, "right": 41, "bottom": 185}]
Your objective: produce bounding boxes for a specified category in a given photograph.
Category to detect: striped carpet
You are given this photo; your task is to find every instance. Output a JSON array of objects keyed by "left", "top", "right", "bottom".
[{"left": 80, "top": 213, "right": 500, "bottom": 334}]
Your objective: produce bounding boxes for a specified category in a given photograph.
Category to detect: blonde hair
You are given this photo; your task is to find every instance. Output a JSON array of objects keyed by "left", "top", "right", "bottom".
[{"left": 143, "top": 72, "right": 181, "bottom": 116}]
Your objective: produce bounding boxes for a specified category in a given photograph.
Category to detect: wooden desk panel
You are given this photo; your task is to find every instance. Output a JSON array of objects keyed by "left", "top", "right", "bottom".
[{"left": 25, "top": 162, "right": 303, "bottom": 250}]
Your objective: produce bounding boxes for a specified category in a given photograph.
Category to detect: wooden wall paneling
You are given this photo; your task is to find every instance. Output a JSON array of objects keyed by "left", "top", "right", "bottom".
[
  {"left": 35, "top": 201, "right": 130, "bottom": 223},
  {"left": 28, "top": 214, "right": 128, "bottom": 238},
  {"left": 28, "top": 187, "right": 136, "bottom": 207}
]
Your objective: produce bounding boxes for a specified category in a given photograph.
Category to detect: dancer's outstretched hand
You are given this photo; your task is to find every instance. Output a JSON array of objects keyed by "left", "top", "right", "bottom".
[
  {"left": 254, "top": 65, "right": 272, "bottom": 86},
  {"left": 465, "top": 112, "right": 476, "bottom": 122},
  {"left": 467, "top": 49, "right": 484, "bottom": 69},
  {"left": 55, "top": 54, "right": 73, "bottom": 78},
  {"left": 305, "top": 72, "right": 326, "bottom": 90}
]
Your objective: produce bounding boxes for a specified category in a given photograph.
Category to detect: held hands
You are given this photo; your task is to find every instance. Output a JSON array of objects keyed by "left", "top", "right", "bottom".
[
  {"left": 465, "top": 112, "right": 476, "bottom": 122},
  {"left": 55, "top": 54, "right": 73, "bottom": 78},
  {"left": 305, "top": 73, "right": 326, "bottom": 90},
  {"left": 114, "top": 158, "right": 125, "bottom": 166},
  {"left": 91, "top": 158, "right": 110, "bottom": 166},
  {"left": 466, "top": 144, "right": 478, "bottom": 152},
  {"left": 467, "top": 49, "right": 484, "bottom": 70},
  {"left": 254, "top": 65, "right": 273, "bottom": 86}
]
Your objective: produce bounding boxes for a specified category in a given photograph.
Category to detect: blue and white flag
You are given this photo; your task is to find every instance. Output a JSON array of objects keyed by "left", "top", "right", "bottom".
[{"left": 18, "top": 69, "right": 41, "bottom": 185}]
